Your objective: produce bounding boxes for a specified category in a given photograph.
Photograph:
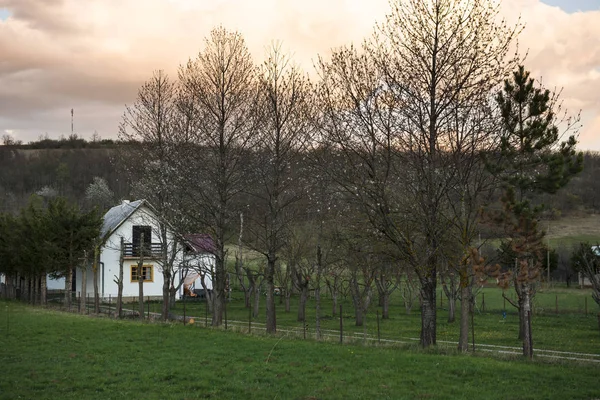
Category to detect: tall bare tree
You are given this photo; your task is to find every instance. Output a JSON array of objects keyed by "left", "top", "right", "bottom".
[
  {"left": 376, "top": 0, "right": 521, "bottom": 348},
  {"left": 119, "top": 70, "right": 188, "bottom": 321},
  {"left": 244, "top": 44, "right": 311, "bottom": 333},
  {"left": 177, "top": 27, "right": 260, "bottom": 326}
]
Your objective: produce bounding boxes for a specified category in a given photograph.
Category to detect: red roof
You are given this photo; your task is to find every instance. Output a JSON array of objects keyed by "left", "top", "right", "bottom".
[{"left": 185, "top": 234, "right": 215, "bottom": 254}]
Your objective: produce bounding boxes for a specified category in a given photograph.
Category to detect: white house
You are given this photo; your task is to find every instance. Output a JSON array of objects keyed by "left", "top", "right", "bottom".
[{"left": 74, "top": 199, "right": 215, "bottom": 301}]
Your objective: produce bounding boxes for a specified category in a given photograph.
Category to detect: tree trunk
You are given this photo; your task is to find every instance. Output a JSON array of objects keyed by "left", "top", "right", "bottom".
[
  {"left": 285, "top": 290, "right": 291, "bottom": 313},
  {"left": 331, "top": 285, "right": 338, "bottom": 316},
  {"left": 253, "top": 284, "right": 261, "bottom": 318},
  {"left": 297, "top": 285, "right": 308, "bottom": 322},
  {"left": 138, "top": 234, "right": 145, "bottom": 320},
  {"left": 21, "top": 275, "right": 27, "bottom": 302},
  {"left": 265, "top": 257, "right": 276, "bottom": 334},
  {"left": 213, "top": 288, "right": 225, "bottom": 326},
  {"left": 6, "top": 273, "right": 14, "bottom": 299},
  {"left": 64, "top": 269, "right": 73, "bottom": 309},
  {"left": 211, "top": 249, "right": 226, "bottom": 326},
  {"left": 116, "top": 237, "right": 124, "bottom": 319},
  {"left": 442, "top": 273, "right": 458, "bottom": 323},
  {"left": 522, "top": 289, "right": 533, "bottom": 358},
  {"left": 138, "top": 271, "right": 144, "bottom": 320},
  {"left": 458, "top": 284, "right": 471, "bottom": 352},
  {"left": 162, "top": 271, "right": 170, "bottom": 321},
  {"left": 448, "top": 296, "right": 456, "bottom": 323},
  {"left": 516, "top": 284, "right": 525, "bottom": 341},
  {"left": 169, "top": 288, "right": 177, "bottom": 310},
  {"left": 22, "top": 276, "right": 29, "bottom": 303},
  {"left": 420, "top": 276, "right": 437, "bottom": 347},
  {"left": 93, "top": 247, "right": 100, "bottom": 314},
  {"left": 40, "top": 273, "right": 47, "bottom": 306},
  {"left": 381, "top": 292, "right": 390, "bottom": 319},
  {"left": 30, "top": 276, "right": 36, "bottom": 305},
  {"left": 350, "top": 277, "right": 364, "bottom": 327},
  {"left": 244, "top": 288, "right": 251, "bottom": 309},
  {"left": 315, "top": 244, "right": 322, "bottom": 340},
  {"left": 80, "top": 266, "right": 87, "bottom": 314}
]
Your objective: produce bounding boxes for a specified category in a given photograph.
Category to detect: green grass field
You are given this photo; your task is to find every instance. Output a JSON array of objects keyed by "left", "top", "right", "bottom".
[
  {"left": 1, "top": 303, "right": 599, "bottom": 400},
  {"left": 110, "top": 285, "right": 600, "bottom": 355}
]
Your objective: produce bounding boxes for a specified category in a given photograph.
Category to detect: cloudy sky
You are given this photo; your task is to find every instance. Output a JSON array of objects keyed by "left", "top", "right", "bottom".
[{"left": 0, "top": 0, "right": 599, "bottom": 149}]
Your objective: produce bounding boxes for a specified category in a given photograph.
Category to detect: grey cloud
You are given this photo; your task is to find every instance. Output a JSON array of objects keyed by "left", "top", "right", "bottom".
[{"left": 1, "top": 0, "right": 83, "bottom": 35}]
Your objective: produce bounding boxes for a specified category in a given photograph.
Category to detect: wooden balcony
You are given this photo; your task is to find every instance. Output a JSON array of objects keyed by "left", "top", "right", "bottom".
[{"left": 123, "top": 243, "right": 163, "bottom": 258}]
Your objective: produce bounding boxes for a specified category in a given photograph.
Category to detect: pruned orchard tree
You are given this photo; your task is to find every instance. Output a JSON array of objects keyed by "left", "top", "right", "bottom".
[
  {"left": 244, "top": 44, "right": 311, "bottom": 334},
  {"left": 177, "top": 27, "right": 261, "bottom": 327},
  {"left": 486, "top": 65, "right": 583, "bottom": 358},
  {"left": 119, "top": 70, "right": 189, "bottom": 321}
]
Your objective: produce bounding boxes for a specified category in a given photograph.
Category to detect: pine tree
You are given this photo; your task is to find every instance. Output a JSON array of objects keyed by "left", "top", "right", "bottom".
[{"left": 487, "top": 65, "right": 583, "bottom": 358}]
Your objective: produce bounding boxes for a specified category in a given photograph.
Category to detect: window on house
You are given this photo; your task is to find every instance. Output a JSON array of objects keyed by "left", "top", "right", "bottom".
[
  {"left": 131, "top": 264, "right": 153, "bottom": 282},
  {"left": 132, "top": 225, "right": 152, "bottom": 256}
]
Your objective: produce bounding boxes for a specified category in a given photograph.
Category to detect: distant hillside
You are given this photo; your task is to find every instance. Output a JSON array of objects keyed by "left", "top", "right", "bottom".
[
  {"left": 1, "top": 142, "right": 599, "bottom": 220},
  {"left": 0, "top": 146, "right": 131, "bottom": 212}
]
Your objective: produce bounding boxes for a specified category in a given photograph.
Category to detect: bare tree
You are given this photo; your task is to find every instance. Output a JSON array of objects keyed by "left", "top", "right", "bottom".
[
  {"left": 177, "top": 27, "right": 260, "bottom": 327},
  {"left": 119, "top": 70, "right": 189, "bottom": 321},
  {"left": 241, "top": 44, "right": 312, "bottom": 334}
]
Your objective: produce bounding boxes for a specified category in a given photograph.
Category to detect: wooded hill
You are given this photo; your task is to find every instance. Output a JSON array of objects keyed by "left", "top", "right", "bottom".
[{"left": 1, "top": 140, "right": 599, "bottom": 217}]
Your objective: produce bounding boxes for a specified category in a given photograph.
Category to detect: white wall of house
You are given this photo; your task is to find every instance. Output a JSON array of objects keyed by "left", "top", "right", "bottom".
[{"left": 76, "top": 204, "right": 184, "bottom": 300}]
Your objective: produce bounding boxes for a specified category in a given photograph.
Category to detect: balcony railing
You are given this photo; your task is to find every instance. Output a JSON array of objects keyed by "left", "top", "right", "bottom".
[{"left": 123, "top": 243, "right": 163, "bottom": 258}]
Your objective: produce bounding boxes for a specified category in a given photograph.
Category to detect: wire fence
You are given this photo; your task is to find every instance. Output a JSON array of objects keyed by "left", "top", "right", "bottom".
[{"left": 5, "top": 286, "right": 600, "bottom": 363}]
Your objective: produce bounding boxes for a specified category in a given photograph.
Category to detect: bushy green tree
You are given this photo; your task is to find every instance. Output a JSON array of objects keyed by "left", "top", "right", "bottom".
[{"left": 44, "top": 197, "right": 102, "bottom": 308}]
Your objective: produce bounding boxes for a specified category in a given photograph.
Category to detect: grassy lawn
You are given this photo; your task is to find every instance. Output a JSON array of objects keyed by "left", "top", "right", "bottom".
[
  {"left": 120, "top": 286, "right": 600, "bottom": 355},
  {"left": 1, "top": 302, "right": 599, "bottom": 400}
]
